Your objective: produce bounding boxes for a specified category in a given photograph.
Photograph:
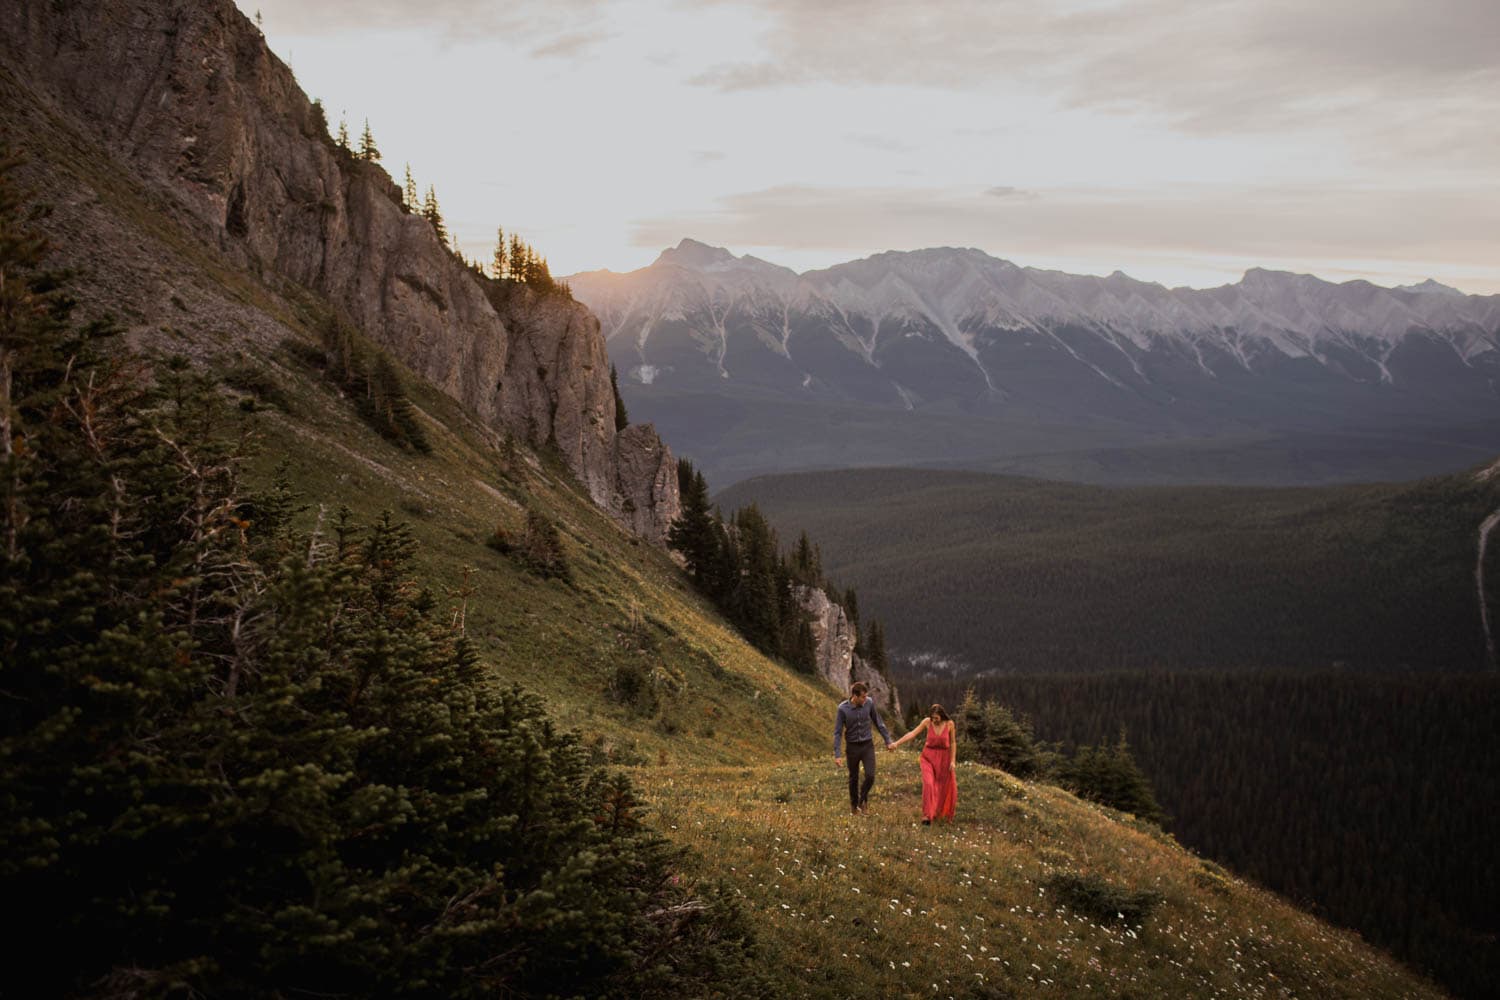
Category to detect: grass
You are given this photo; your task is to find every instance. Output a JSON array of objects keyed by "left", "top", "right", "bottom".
[{"left": 636, "top": 759, "right": 1445, "bottom": 999}]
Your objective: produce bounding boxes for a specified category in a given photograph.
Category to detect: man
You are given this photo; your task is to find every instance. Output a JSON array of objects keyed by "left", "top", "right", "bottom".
[{"left": 833, "top": 681, "right": 895, "bottom": 814}]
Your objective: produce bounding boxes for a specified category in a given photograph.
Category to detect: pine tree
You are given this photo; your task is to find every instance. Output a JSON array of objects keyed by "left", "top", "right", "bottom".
[
  {"left": 493, "top": 226, "right": 507, "bottom": 279},
  {"left": 611, "top": 364, "right": 629, "bottom": 431},
  {"left": 422, "top": 185, "right": 448, "bottom": 247},
  {"left": 336, "top": 116, "right": 351, "bottom": 153},
  {"left": 729, "top": 505, "right": 781, "bottom": 655},
  {"left": 792, "top": 531, "right": 820, "bottom": 586},
  {"left": 403, "top": 163, "right": 418, "bottom": 209},
  {"left": 509, "top": 234, "right": 528, "bottom": 283},
  {"left": 668, "top": 463, "right": 719, "bottom": 590},
  {"left": 358, "top": 118, "right": 381, "bottom": 162},
  {"left": 865, "top": 618, "right": 889, "bottom": 675}
]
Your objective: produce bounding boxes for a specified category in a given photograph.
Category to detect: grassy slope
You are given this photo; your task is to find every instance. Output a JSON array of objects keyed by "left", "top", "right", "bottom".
[
  {"left": 8, "top": 64, "right": 1447, "bottom": 999},
  {"left": 716, "top": 467, "right": 1500, "bottom": 674},
  {"left": 640, "top": 760, "right": 1442, "bottom": 999}
]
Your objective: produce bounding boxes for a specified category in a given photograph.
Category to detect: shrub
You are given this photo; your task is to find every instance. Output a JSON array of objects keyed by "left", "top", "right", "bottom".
[{"left": 1044, "top": 872, "right": 1163, "bottom": 926}]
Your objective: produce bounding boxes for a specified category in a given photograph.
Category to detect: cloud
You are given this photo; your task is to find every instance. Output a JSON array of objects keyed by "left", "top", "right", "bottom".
[
  {"left": 627, "top": 181, "right": 1500, "bottom": 281},
  {"left": 242, "top": 0, "right": 605, "bottom": 40},
  {"left": 529, "top": 28, "right": 614, "bottom": 59},
  {"left": 685, "top": 0, "right": 1500, "bottom": 167},
  {"left": 984, "top": 186, "right": 1038, "bottom": 201}
]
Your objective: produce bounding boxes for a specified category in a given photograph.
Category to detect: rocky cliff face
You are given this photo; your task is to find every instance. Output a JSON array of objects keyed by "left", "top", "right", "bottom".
[
  {"left": 0, "top": 0, "right": 677, "bottom": 540},
  {"left": 797, "top": 586, "right": 901, "bottom": 719}
]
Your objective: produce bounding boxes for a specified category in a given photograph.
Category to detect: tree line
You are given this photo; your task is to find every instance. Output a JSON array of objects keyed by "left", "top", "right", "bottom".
[
  {"left": 0, "top": 150, "right": 765, "bottom": 998},
  {"left": 908, "top": 669, "right": 1500, "bottom": 1000},
  {"left": 308, "top": 106, "right": 573, "bottom": 299},
  {"left": 669, "top": 459, "right": 890, "bottom": 684}
]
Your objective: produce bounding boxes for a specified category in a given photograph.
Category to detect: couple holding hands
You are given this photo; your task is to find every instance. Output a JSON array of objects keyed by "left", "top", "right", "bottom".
[{"left": 832, "top": 681, "right": 957, "bottom": 825}]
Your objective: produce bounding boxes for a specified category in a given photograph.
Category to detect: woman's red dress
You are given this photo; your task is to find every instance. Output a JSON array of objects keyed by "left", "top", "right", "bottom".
[{"left": 920, "top": 723, "right": 957, "bottom": 822}]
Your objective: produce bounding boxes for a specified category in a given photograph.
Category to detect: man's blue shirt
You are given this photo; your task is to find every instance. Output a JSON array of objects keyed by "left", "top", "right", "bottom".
[{"left": 833, "top": 698, "right": 892, "bottom": 754}]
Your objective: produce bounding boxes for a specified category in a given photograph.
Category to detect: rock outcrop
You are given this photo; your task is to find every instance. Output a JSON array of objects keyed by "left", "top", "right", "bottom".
[
  {"left": 0, "top": 0, "right": 677, "bottom": 540},
  {"left": 796, "top": 586, "right": 901, "bottom": 718}
]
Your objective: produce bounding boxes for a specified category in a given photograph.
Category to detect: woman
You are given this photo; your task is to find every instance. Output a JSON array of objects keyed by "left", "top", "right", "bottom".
[{"left": 892, "top": 704, "right": 957, "bottom": 824}]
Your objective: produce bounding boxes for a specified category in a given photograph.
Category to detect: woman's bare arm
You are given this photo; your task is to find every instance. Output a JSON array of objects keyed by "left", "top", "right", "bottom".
[{"left": 893, "top": 717, "right": 930, "bottom": 748}]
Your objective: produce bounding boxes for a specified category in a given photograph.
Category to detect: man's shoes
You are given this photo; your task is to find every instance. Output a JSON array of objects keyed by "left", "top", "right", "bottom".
[
  {"left": 857, "top": 804, "right": 867, "bottom": 815},
  {"left": 851, "top": 805, "right": 860, "bottom": 815}
]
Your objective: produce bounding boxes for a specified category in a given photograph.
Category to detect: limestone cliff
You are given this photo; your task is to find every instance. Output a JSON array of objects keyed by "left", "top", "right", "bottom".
[
  {"left": 796, "top": 586, "right": 902, "bottom": 719},
  {"left": 0, "top": 0, "right": 677, "bottom": 540}
]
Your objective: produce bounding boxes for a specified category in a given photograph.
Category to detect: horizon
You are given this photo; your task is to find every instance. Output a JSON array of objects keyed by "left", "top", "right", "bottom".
[
  {"left": 238, "top": 0, "right": 1499, "bottom": 295},
  {"left": 570, "top": 236, "right": 1487, "bottom": 295}
]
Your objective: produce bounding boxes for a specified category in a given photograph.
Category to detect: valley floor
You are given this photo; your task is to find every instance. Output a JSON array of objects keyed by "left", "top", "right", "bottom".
[{"left": 639, "top": 760, "right": 1446, "bottom": 1000}]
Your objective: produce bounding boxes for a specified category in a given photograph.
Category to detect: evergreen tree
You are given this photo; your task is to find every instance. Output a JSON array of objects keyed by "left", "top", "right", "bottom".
[
  {"left": 506, "top": 234, "right": 524, "bottom": 282},
  {"left": 336, "top": 116, "right": 351, "bottom": 153},
  {"left": 668, "top": 463, "right": 719, "bottom": 591},
  {"left": 611, "top": 363, "right": 629, "bottom": 431},
  {"left": 493, "top": 225, "right": 508, "bottom": 279},
  {"left": 0, "top": 156, "right": 762, "bottom": 995},
  {"left": 403, "top": 163, "right": 418, "bottom": 209},
  {"left": 792, "top": 531, "right": 820, "bottom": 586},
  {"left": 865, "top": 618, "right": 889, "bottom": 675},
  {"left": 358, "top": 118, "right": 380, "bottom": 162},
  {"left": 729, "top": 505, "right": 780, "bottom": 654},
  {"left": 422, "top": 185, "right": 448, "bottom": 246},
  {"left": 1059, "top": 732, "right": 1164, "bottom": 825}
]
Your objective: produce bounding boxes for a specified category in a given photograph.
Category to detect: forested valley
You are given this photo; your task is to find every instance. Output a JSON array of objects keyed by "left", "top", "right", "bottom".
[{"left": 717, "top": 466, "right": 1500, "bottom": 674}]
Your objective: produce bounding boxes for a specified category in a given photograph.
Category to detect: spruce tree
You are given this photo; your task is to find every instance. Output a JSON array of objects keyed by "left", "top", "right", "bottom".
[
  {"left": 668, "top": 464, "right": 719, "bottom": 590},
  {"left": 336, "top": 116, "right": 351, "bottom": 153},
  {"left": 729, "top": 505, "right": 781, "bottom": 655},
  {"left": 865, "top": 618, "right": 889, "bottom": 675},
  {"left": 493, "top": 225, "right": 508, "bottom": 278},
  {"left": 611, "top": 363, "right": 629, "bottom": 430},
  {"left": 358, "top": 118, "right": 380, "bottom": 162},
  {"left": 422, "top": 185, "right": 448, "bottom": 247},
  {"left": 403, "top": 163, "right": 418, "bottom": 209}
]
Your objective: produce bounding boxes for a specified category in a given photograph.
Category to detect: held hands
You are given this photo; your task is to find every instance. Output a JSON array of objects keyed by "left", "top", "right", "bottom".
[
  {"left": 834, "top": 757, "right": 844, "bottom": 769},
  {"left": 885, "top": 741, "right": 897, "bottom": 751}
]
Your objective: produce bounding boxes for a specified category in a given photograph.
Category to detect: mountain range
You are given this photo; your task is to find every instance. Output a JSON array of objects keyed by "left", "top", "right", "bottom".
[{"left": 570, "top": 241, "right": 1500, "bottom": 485}]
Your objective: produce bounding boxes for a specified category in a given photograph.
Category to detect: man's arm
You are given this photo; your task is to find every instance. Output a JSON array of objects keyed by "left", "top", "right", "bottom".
[
  {"left": 871, "top": 704, "right": 894, "bottom": 746},
  {"left": 833, "top": 704, "right": 846, "bottom": 757}
]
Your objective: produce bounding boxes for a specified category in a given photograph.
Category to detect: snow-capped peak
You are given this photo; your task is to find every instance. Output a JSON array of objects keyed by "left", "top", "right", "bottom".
[{"left": 1396, "top": 278, "right": 1464, "bottom": 297}]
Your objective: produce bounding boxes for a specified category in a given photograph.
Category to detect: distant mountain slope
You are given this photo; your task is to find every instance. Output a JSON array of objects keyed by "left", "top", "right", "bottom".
[
  {"left": 571, "top": 241, "right": 1500, "bottom": 486},
  {"left": 718, "top": 463, "right": 1500, "bottom": 674}
]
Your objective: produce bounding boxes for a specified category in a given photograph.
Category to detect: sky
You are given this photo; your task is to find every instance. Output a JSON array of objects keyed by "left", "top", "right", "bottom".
[{"left": 237, "top": 0, "right": 1500, "bottom": 293}]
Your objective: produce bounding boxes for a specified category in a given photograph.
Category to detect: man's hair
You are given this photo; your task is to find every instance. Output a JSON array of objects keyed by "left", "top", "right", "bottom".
[{"left": 850, "top": 682, "right": 869, "bottom": 696}]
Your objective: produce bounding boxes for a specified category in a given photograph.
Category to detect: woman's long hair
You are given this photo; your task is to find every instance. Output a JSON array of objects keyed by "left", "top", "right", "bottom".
[{"left": 928, "top": 704, "right": 950, "bottom": 723}]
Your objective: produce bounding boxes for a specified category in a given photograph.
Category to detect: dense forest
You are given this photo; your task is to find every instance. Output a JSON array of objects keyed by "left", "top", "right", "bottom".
[
  {"left": 669, "top": 460, "right": 891, "bottom": 681},
  {"left": 908, "top": 670, "right": 1500, "bottom": 999},
  {"left": 719, "top": 466, "right": 1500, "bottom": 673}
]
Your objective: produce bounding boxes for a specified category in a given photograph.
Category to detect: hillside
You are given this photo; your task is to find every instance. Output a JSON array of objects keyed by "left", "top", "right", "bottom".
[
  {"left": 717, "top": 466, "right": 1500, "bottom": 674},
  {"left": 0, "top": 1, "right": 1455, "bottom": 996}
]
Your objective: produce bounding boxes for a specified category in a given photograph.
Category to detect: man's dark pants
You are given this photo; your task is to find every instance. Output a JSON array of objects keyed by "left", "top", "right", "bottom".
[{"left": 845, "top": 738, "right": 877, "bottom": 809}]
